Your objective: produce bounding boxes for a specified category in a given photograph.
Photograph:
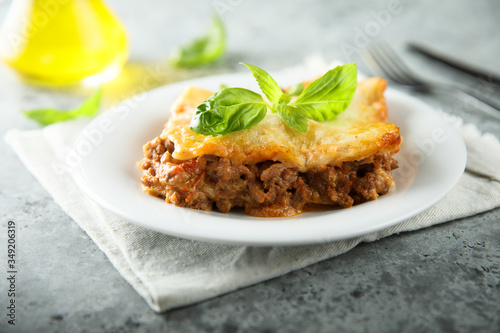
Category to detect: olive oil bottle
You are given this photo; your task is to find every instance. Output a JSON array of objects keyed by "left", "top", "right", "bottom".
[{"left": 0, "top": 0, "right": 128, "bottom": 86}]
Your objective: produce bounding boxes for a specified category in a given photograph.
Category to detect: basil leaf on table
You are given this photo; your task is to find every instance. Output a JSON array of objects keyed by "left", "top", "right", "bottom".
[
  {"left": 190, "top": 88, "right": 269, "bottom": 136},
  {"left": 240, "top": 62, "right": 283, "bottom": 104},
  {"left": 291, "top": 63, "right": 357, "bottom": 121},
  {"left": 169, "top": 16, "right": 226, "bottom": 68},
  {"left": 23, "top": 87, "right": 102, "bottom": 126}
]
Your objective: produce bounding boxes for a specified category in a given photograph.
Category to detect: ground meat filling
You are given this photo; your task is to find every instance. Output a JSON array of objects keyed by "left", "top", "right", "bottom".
[{"left": 139, "top": 137, "right": 399, "bottom": 217}]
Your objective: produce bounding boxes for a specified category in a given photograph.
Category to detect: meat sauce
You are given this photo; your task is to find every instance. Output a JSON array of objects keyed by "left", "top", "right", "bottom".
[{"left": 140, "top": 137, "right": 399, "bottom": 218}]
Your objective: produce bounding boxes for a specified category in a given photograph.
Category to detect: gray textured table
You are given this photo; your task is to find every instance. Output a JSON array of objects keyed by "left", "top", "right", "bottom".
[{"left": 1, "top": 0, "right": 499, "bottom": 332}]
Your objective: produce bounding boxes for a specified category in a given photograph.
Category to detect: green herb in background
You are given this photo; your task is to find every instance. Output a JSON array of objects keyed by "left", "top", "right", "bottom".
[
  {"left": 190, "top": 63, "right": 357, "bottom": 135},
  {"left": 169, "top": 16, "right": 226, "bottom": 68},
  {"left": 23, "top": 87, "right": 102, "bottom": 126}
]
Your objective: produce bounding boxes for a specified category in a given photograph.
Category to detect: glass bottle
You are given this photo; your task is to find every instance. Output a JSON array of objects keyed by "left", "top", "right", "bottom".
[{"left": 0, "top": 0, "right": 128, "bottom": 86}]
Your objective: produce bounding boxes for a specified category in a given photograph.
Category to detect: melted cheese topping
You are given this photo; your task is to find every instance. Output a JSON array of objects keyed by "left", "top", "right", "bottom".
[{"left": 161, "top": 77, "right": 402, "bottom": 172}]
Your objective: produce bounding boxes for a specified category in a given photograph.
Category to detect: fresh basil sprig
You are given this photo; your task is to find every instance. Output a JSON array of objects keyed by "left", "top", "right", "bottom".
[
  {"left": 292, "top": 64, "right": 358, "bottom": 122},
  {"left": 288, "top": 83, "right": 304, "bottom": 96},
  {"left": 190, "top": 88, "right": 268, "bottom": 136},
  {"left": 190, "top": 63, "right": 357, "bottom": 135},
  {"left": 242, "top": 63, "right": 283, "bottom": 104},
  {"left": 277, "top": 102, "right": 308, "bottom": 133},
  {"left": 169, "top": 16, "right": 226, "bottom": 68},
  {"left": 23, "top": 87, "right": 102, "bottom": 126}
]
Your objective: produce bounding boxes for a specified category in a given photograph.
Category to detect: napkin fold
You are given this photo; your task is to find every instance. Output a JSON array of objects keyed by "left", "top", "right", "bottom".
[{"left": 4, "top": 74, "right": 500, "bottom": 313}]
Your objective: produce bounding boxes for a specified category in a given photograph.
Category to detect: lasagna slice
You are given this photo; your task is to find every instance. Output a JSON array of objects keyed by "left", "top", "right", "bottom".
[{"left": 139, "top": 77, "right": 402, "bottom": 217}]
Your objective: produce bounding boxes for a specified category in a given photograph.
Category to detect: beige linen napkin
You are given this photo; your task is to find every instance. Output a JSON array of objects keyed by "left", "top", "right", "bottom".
[{"left": 4, "top": 71, "right": 500, "bottom": 312}]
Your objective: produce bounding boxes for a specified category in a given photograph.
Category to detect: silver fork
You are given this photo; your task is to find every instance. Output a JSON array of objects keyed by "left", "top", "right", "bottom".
[{"left": 362, "top": 42, "right": 500, "bottom": 121}]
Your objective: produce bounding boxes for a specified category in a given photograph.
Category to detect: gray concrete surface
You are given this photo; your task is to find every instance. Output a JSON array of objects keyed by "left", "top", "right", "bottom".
[{"left": 1, "top": 0, "right": 499, "bottom": 332}]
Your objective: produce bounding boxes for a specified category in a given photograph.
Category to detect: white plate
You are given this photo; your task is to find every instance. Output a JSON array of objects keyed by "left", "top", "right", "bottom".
[{"left": 72, "top": 71, "right": 466, "bottom": 246}]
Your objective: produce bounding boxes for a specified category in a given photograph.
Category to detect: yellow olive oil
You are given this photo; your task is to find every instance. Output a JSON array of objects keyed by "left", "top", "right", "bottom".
[{"left": 0, "top": 0, "right": 128, "bottom": 86}]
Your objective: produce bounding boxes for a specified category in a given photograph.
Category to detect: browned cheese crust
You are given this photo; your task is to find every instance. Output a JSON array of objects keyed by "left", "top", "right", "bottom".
[{"left": 139, "top": 77, "right": 402, "bottom": 217}]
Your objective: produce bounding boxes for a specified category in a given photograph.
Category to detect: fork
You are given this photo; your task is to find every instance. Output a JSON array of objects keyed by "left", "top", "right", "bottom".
[{"left": 362, "top": 42, "right": 500, "bottom": 121}]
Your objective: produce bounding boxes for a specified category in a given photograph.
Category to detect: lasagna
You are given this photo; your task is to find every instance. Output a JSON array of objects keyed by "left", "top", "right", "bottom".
[{"left": 139, "top": 77, "right": 402, "bottom": 217}]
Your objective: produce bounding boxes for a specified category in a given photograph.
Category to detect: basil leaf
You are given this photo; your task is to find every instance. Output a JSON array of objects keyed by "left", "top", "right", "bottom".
[
  {"left": 240, "top": 62, "right": 283, "bottom": 104},
  {"left": 169, "top": 16, "right": 226, "bottom": 68},
  {"left": 287, "top": 82, "right": 304, "bottom": 96},
  {"left": 23, "top": 87, "right": 102, "bottom": 126},
  {"left": 292, "top": 63, "right": 357, "bottom": 121},
  {"left": 189, "top": 63, "right": 358, "bottom": 136},
  {"left": 190, "top": 87, "right": 268, "bottom": 136},
  {"left": 276, "top": 102, "right": 308, "bottom": 133},
  {"left": 270, "top": 92, "right": 292, "bottom": 113}
]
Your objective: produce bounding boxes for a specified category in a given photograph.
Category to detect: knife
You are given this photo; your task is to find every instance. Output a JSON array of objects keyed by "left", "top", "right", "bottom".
[{"left": 408, "top": 42, "right": 500, "bottom": 86}]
